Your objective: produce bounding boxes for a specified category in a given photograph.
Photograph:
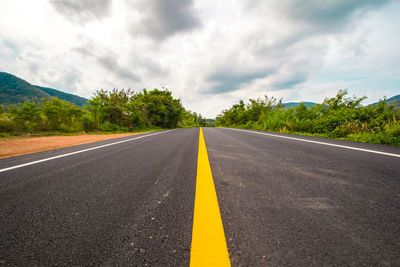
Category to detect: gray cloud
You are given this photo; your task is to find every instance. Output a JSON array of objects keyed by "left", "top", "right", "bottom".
[
  {"left": 73, "top": 45, "right": 94, "bottom": 57},
  {"left": 74, "top": 45, "right": 141, "bottom": 82},
  {"left": 207, "top": 69, "right": 271, "bottom": 94},
  {"left": 74, "top": 41, "right": 168, "bottom": 80},
  {"left": 97, "top": 54, "right": 141, "bottom": 82},
  {"left": 274, "top": 73, "right": 308, "bottom": 90},
  {"left": 282, "top": 0, "right": 392, "bottom": 32},
  {"left": 135, "top": 56, "right": 169, "bottom": 77},
  {"left": 0, "top": 40, "right": 21, "bottom": 71},
  {"left": 209, "top": 0, "right": 393, "bottom": 96},
  {"left": 246, "top": 0, "right": 392, "bottom": 58},
  {"left": 246, "top": 0, "right": 391, "bottom": 33},
  {"left": 3, "top": 40, "right": 20, "bottom": 56},
  {"left": 50, "top": 0, "right": 112, "bottom": 23},
  {"left": 132, "top": 0, "right": 201, "bottom": 41},
  {"left": 28, "top": 62, "right": 39, "bottom": 75},
  {"left": 42, "top": 68, "right": 83, "bottom": 93}
]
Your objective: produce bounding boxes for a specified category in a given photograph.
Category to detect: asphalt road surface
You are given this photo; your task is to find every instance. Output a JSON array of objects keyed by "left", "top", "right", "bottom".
[{"left": 1, "top": 127, "right": 399, "bottom": 266}]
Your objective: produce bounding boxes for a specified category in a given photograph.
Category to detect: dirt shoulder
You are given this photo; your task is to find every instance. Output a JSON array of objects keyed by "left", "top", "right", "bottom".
[{"left": 0, "top": 133, "right": 143, "bottom": 159}]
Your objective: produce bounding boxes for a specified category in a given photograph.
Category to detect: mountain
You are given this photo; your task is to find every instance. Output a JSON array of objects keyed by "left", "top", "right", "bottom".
[
  {"left": 0, "top": 72, "right": 50, "bottom": 106},
  {"left": 386, "top": 95, "right": 400, "bottom": 108},
  {"left": 0, "top": 72, "right": 88, "bottom": 107},
  {"left": 285, "top": 95, "right": 400, "bottom": 109},
  {"left": 35, "top": 85, "right": 88, "bottom": 107},
  {"left": 371, "top": 95, "right": 400, "bottom": 108},
  {"left": 284, "top": 102, "right": 317, "bottom": 109}
]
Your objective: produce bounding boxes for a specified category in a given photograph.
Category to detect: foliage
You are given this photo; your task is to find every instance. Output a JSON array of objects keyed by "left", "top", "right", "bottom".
[
  {"left": 0, "top": 88, "right": 207, "bottom": 135},
  {"left": 180, "top": 111, "right": 208, "bottom": 127},
  {"left": 41, "top": 98, "right": 84, "bottom": 132},
  {"left": 4, "top": 98, "right": 84, "bottom": 133},
  {"left": 9, "top": 102, "right": 43, "bottom": 132},
  {"left": 36, "top": 85, "right": 88, "bottom": 107},
  {"left": 135, "top": 89, "right": 184, "bottom": 128},
  {"left": 87, "top": 88, "right": 187, "bottom": 131},
  {"left": 216, "top": 90, "right": 400, "bottom": 146}
]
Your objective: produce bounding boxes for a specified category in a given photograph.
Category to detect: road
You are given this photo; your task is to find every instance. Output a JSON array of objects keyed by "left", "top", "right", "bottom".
[{"left": 1, "top": 127, "right": 399, "bottom": 266}]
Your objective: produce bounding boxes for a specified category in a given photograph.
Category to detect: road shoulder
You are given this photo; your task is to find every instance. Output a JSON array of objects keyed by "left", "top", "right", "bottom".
[{"left": 0, "top": 133, "right": 143, "bottom": 159}]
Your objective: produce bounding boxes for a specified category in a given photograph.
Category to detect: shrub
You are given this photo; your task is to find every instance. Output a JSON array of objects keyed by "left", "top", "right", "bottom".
[{"left": 216, "top": 90, "right": 400, "bottom": 146}]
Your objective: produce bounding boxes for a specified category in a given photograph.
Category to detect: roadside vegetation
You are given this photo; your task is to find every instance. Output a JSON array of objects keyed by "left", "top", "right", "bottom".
[
  {"left": 0, "top": 88, "right": 209, "bottom": 138},
  {"left": 216, "top": 90, "right": 400, "bottom": 146}
]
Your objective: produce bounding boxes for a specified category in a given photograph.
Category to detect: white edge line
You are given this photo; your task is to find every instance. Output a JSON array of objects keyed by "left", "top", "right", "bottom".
[
  {"left": 222, "top": 127, "right": 400, "bottom": 158},
  {"left": 0, "top": 130, "right": 174, "bottom": 173}
]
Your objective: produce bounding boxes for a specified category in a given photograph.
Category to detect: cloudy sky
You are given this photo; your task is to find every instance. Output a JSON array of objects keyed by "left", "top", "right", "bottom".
[{"left": 1, "top": 0, "right": 399, "bottom": 117}]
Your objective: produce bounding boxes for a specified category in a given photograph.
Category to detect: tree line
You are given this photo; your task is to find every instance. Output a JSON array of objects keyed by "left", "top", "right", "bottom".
[
  {"left": 0, "top": 88, "right": 209, "bottom": 135},
  {"left": 216, "top": 90, "right": 400, "bottom": 146}
]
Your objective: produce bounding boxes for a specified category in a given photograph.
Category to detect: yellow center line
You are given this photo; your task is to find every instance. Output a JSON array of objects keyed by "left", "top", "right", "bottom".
[{"left": 190, "top": 128, "right": 231, "bottom": 267}]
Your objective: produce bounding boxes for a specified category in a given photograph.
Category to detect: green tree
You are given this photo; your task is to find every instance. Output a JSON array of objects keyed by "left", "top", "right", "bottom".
[
  {"left": 9, "top": 101, "right": 43, "bottom": 132},
  {"left": 133, "top": 89, "right": 184, "bottom": 128},
  {"left": 215, "top": 90, "right": 400, "bottom": 146},
  {"left": 41, "top": 98, "right": 83, "bottom": 131}
]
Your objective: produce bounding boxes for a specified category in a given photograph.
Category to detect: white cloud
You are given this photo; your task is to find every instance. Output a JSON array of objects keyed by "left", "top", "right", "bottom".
[{"left": 0, "top": 0, "right": 399, "bottom": 117}]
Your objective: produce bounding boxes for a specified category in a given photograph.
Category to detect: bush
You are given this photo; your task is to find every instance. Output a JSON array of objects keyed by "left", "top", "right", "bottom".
[
  {"left": 386, "top": 124, "right": 400, "bottom": 137},
  {"left": 216, "top": 90, "right": 400, "bottom": 146},
  {"left": 0, "top": 115, "right": 14, "bottom": 132},
  {"left": 0, "top": 88, "right": 197, "bottom": 134},
  {"left": 100, "top": 121, "right": 128, "bottom": 132}
]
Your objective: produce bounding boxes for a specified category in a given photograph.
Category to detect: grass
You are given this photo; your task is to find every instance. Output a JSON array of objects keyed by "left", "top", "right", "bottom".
[
  {"left": 347, "top": 132, "right": 400, "bottom": 146},
  {"left": 223, "top": 125, "right": 400, "bottom": 147}
]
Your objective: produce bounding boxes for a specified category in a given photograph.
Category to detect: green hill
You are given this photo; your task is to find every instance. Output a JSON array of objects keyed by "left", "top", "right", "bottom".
[
  {"left": 386, "top": 95, "right": 400, "bottom": 108},
  {"left": 0, "top": 72, "right": 88, "bottom": 107},
  {"left": 0, "top": 72, "right": 50, "bottom": 105},
  {"left": 371, "top": 95, "right": 400, "bottom": 108},
  {"left": 284, "top": 102, "right": 317, "bottom": 108},
  {"left": 35, "top": 85, "right": 88, "bottom": 107},
  {"left": 285, "top": 96, "right": 400, "bottom": 109}
]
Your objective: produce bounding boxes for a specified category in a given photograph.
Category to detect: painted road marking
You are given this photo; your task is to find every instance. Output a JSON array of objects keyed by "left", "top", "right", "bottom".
[
  {"left": 0, "top": 130, "right": 173, "bottom": 173},
  {"left": 190, "top": 128, "right": 230, "bottom": 267},
  {"left": 224, "top": 128, "right": 400, "bottom": 158}
]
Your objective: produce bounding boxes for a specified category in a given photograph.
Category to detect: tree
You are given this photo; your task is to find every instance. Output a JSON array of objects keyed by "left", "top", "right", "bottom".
[
  {"left": 41, "top": 98, "right": 83, "bottom": 131},
  {"left": 9, "top": 101, "right": 43, "bottom": 132},
  {"left": 133, "top": 89, "right": 184, "bottom": 128}
]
